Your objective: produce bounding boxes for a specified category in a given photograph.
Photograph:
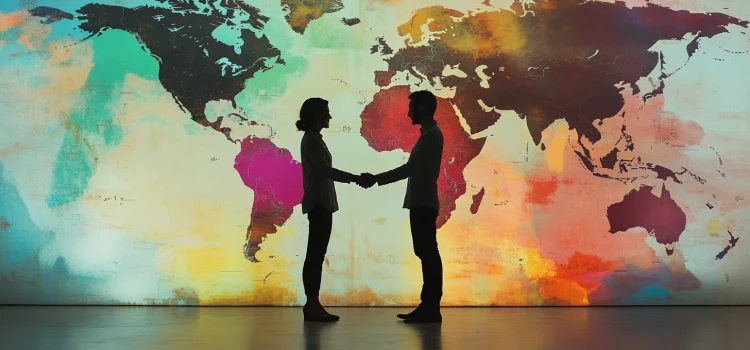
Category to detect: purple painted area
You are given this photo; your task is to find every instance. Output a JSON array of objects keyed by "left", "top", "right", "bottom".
[
  {"left": 234, "top": 136, "right": 303, "bottom": 262},
  {"left": 607, "top": 185, "right": 687, "bottom": 254}
]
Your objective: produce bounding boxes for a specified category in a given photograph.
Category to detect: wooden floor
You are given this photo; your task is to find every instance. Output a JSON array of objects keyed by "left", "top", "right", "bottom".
[{"left": 0, "top": 306, "right": 748, "bottom": 349}]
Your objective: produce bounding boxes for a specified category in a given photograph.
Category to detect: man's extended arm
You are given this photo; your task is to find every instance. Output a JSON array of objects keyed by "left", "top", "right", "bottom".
[{"left": 374, "top": 133, "right": 435, "bottom": 186}]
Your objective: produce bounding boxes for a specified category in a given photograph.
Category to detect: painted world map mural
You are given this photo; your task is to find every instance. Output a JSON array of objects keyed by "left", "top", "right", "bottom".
[{"left": 1, "top": 0, "right": 749, "bottom": 305}]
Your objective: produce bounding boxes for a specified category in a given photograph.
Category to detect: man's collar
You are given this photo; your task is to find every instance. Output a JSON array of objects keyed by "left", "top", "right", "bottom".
[{"left": 420, "top": 119, "right": 437, "bottom": 133}]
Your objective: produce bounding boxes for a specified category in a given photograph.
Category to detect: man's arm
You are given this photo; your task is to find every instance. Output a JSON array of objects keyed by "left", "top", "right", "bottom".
[
  {"left": 375, "top": 133, "right": 435, "bottom": 186},
  {"left": 305, "top": 138, "right": 359, "bottom": 183}
]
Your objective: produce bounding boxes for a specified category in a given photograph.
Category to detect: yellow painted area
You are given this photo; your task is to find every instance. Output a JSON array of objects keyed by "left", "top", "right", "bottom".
[
  {"left": 706, "top": 217, "right": 723, "bottom": 237},
  {"left": 542, "top": 123, "right": 569, "bottom": 173},
  {"left": 397, "top": 6, "right": 466, "bottom": 43},
  {"left": 440, "top": 11, "right": 527, "bottom": 58},
  {"left": 153, "top": 213, "right": 303, "bottom": 304},
  {"left": 396, "top": 7, "right": 526, "bottom": 57},
  {"left": 523, "top": 248, "right": 557, "bottom": 281},
  {"left": 205, "top": 285, "right": 298, "bottom": 305}
]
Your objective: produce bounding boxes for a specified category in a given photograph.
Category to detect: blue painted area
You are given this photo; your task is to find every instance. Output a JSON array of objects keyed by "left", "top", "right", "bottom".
[
  {"left": 623, "top": 285, "right": 672, "bottom": 304},
  {"left": 0, "top": 1, "right": 20, "bottom": 12},
  {"left": 0, "top": 163, "right": 110, "bottom": 304},
  {"left": 212, "top": 23, "right": 244, "bottom": 54},
  {"left": 0, "top": 41, "right": 47, "bottom": 84},
  {"left": 42, "top": 19, "right": 90, "bottom": 43}
]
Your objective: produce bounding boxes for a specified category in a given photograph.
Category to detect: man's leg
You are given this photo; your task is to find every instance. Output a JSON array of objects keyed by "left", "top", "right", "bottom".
[{"left": 401, "top": 206, "right": 442, "bottom": 323}]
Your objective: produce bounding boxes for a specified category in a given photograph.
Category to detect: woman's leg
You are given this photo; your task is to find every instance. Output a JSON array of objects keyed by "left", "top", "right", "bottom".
[{"left": 302, "top": 204, "right": 337, "bottom": 321}]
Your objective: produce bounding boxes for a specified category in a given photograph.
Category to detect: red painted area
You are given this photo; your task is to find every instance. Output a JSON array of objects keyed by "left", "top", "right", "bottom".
[
  {"left": 525, "top": 176, "right": 560, "bottom": 205},
  {"left": 360, "top": 86, "right": 486, "bottom": 227}
]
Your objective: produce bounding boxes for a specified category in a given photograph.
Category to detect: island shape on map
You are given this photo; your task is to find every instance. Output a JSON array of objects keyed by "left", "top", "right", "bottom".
[
  {"left": 281, "top": 0, "right": 344, "bottom": 34},
  {"left": 607, "top": 185, "right": 687, "bottom": 255}
]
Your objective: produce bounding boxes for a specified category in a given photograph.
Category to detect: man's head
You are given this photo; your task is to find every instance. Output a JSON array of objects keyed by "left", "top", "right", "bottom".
[{"left": 407, "top": 90, "right": 437, "bottom": 125}]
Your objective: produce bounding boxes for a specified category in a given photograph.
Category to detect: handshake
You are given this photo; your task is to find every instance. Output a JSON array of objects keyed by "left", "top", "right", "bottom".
[{"left": 354, "top": 173, "right": 377, "bottom": 189}]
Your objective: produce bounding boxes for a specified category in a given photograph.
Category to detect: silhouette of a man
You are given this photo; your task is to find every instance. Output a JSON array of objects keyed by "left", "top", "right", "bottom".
[{"left": 360, "top": 90, "right": 444, "bottom": 323}]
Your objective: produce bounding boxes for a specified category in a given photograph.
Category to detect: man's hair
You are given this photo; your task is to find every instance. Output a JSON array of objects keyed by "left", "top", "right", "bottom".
[
  {"left": 296, "top": 97, "right": 328, "bottom": 131},
  {"left": 408, "top": 90, "right": 437, "bottom": 118}
]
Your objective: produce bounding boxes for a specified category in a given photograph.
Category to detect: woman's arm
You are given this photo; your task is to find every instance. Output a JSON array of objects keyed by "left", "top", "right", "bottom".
[{"left": 304, "top": 137, "right": 359, "bottom": 183}]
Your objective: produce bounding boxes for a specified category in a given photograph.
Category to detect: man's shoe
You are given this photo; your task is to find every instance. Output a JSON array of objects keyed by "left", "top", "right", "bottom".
[
  {"left": 403, "top": 311, "right": 442, "bottom": 324},
  {"left": 397, "top": 306, "right": 422, "bottom": 320}
]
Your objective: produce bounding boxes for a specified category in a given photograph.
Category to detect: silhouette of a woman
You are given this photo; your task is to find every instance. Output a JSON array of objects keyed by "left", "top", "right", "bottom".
[{"left": 296, "top": 98, "right": 360, "bottom": 322}]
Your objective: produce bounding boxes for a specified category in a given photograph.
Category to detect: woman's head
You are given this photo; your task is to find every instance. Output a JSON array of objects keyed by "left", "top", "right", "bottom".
[{"left": 296, "top": 97, "right": 331, "bottom": 132}]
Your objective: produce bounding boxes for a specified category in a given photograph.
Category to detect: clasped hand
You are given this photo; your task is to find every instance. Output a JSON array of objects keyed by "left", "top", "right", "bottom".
[{"left": 355, "top": 173, "right": 376, "bottom": 188}]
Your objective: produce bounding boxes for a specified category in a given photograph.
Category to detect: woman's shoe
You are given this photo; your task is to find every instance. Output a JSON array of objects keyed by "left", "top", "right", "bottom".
[{"left": 303, "top": 304, "right": 339, "bottom": 322}]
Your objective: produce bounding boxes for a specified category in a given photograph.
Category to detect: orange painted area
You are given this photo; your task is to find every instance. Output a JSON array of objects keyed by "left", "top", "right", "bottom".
[
  {"left": 525, "top": 176, "right": 559, "bottom": 205},
  {"left": 0, "top": 11, "right": 27, "bottom": 32},
  {"left": 539, "top": 278, "right": 589, "bottom": 305},
  {"left": 532, "top": 0, "right": 590, "bottom": 11},
  {"left": 535, "top": 252, "right": 618, "bottom": 305},
  {"left": 556, "top": 252, "right": 615, "bottom": 278}
]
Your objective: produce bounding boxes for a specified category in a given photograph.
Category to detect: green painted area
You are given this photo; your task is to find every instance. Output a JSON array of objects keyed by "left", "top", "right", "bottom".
[{"left": 47, "top": 30, "right": 160, "bottom": 208}]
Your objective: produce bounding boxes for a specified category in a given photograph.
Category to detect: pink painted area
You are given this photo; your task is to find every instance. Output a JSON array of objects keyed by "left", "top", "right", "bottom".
[
  {"left": 234, "top": 136, "right": 303, "bottom": 261},
  {"left": 360, "top": 85, "right": 486, "bottom": 227}
]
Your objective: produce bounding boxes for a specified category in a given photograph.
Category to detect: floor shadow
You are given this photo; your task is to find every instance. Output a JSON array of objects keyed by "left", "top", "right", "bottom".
[
  {"left": 303, "top": 322, "right": 336, "bottom": 350},
  {"left": 406, "top": 323, "right": 442, "bottom": 349}
]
